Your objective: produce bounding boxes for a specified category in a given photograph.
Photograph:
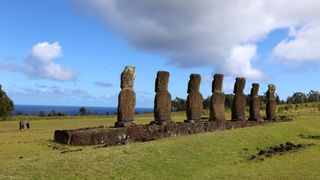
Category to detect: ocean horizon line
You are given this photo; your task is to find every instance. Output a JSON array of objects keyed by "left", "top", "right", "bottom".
[
  {"left": 14, "top": 104, "right": 153, "bottom": 109},
  {"left": 13, "top": 104, "right": 153, "bottom": 116}
]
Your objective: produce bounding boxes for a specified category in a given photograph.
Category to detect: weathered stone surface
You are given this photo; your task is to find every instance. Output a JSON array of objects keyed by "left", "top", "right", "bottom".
[
  {"left": 187, "top": 74, "right": 201, "bottom": 93},
  {"left": 154, "top": 91, "right": 172, "bottom": 122},
  {"left": 116, "top": 90, "right": 135, "bottom": 126},
  {"left": 116, "top": 66, "right": 136, "bottom": 127},
  {"left": 155, "top": 71, "right": 169, "bottom": 92},
  {"left": 121, "top": 66, "right": 135, "bottom": 89},
  {"left": 154, "top": 71, "right": 172, "bottom": 124},
  {"left": 232, "top": 77, "right": 246, "bottom": 121},
  {"left": 266, "top": 84, "right": 277, "bottom": 120},
  {"left": 249, "top": 83, "right": 261, "bottom": 121},
  {"left": 186, "top": 74, "right": 204, "bottom": 121},
  {"left": 210, "top": 93, "right": 225, "bottom": 121},
  {"left": 209, "top": 74, "right": 226, "bottom": 121},
  {"left": 212, "top": 74, "right": 224, "bottom": 93},
  {"left": 54, "top": 119, "right": 291, "bottom": 146},
  {"left": 54, "top": 130, "right": 71, "bottom": 145}
]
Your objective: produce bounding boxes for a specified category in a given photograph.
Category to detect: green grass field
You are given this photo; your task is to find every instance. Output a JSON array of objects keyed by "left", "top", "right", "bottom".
[{"left": 0, "top": 111, "right": 319, "bottom": 179}]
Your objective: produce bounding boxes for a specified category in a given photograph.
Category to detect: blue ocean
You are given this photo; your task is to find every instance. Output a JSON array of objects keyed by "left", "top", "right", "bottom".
[{"left": 13, "top": 105, "right": 153, "bottom": 116}]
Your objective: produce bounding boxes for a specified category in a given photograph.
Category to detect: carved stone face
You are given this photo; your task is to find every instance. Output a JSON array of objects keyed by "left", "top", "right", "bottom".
[
  {"left": 212, "top": 74, "right": 223, "bottom": 93},
  {"left": 188, "top": 74, "right": 201, "bottom": 93},
  {"left": 268, "top": 84, "right": 276, "bottom": 94},
  {"left": 250, "top": 83, "right": 259, "bottom": 96},
  {"left": 121, "top": 66, "right": 136, "bottom": 89},
  {"left": 233, "top": 77, "right": 246, "bottom": 94},
  {"left": 267, "top": 84, "right": 276, "bottom": 100},
  {"left": 155, "top": 71, "right": 169, "bottom": 92}
]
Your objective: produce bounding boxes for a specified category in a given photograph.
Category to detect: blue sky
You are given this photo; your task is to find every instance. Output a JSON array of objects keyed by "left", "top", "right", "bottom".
[{"left": 1, "top": 0, "right": 320, "bottom": 107}]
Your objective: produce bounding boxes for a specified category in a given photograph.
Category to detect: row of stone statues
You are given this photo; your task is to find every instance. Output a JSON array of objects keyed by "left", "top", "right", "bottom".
[{"left": 116, "top": 66, "right": 277, "bottom": 127}]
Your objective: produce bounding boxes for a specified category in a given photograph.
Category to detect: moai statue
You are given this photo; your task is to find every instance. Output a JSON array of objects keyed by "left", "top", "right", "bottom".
[
  {"left": 154, "top": 71, "right": 172, "bottom": 124},
  {"left": 231, "top": 77, "right": 246, "bottom": 121},
  {"left": 248, "top": 83, "right": 261, "bottom": 121},
  {"left": 115, "top": 66, "right": 136, "bottom": 127},
  {"left": 186, "top": 74, "right": 204, "bottom": 122},
  {"left": 209, "top": 74, "right": 226, "bottom": 121},
  {"left": 266, "top": 84, "right": 277, "bottom": 121}
]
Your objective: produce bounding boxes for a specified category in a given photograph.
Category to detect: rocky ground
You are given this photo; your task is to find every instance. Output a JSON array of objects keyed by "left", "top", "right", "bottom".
[{"left": 248, "top": 142, "right": 316, "bottom": 161}]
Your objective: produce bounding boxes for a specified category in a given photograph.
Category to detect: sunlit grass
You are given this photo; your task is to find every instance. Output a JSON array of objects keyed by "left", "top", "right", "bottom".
[{"left": 0, "top": 111, "right": 319, "bottom": 179}]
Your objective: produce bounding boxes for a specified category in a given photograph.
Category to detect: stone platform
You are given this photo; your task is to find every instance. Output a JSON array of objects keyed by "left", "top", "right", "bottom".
[{"left": 54, "top": 119, "right": 290, "bottom": 146}]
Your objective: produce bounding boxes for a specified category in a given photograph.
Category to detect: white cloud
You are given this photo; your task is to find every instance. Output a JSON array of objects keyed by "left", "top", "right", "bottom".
[
  {"left": 222, "top": 76, "right": 236, "bottom": 93},
  {"left": 23, "top": 84, "right": 90, "bottom": 99},
  {"left": 31, "top": 42, "right": 62, "bottom": 62},
  {"left": 0, "top": 42, "right": 77, "bottom": 81},
  {"left": 224, "top": 45, "right": 263, "bottom": 79},
  {"left": 272, "top": 25, "right": 320, "bottom": 63},
  {"left": 77, "top": 0, "right": 320, "bottom": 78},
  {"left": 7, "top": 83, "right": 117, "bottom": 102}
]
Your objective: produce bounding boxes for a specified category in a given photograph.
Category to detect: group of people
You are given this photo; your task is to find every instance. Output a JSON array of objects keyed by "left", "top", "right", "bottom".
[{"left": 19, "top": 119, "right": 30, "bottom": 130}]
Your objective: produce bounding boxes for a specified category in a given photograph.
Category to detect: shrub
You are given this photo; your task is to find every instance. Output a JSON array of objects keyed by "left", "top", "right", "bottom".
[{"left": 0, "top": 85, "right": 14, "bottom": 120}]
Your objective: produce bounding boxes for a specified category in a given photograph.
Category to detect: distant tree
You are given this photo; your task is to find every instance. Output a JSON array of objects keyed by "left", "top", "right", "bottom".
[
  {"left": 79, "top": 107, "right": 87, "bottom": 115},
  {"left": 287, "top": 92, "right": 307, "bottom": 104},
  {"left": 0, "top": 85, "right": 14, "bottom": 120},
  {"left": 258, "top": 93, "right": 266, "bottom": 105},
  {"left": 225, "top": 94, "right": 234, "bottom": 109},
  {"left": 15, "top": 111, "right": 23, "bottom": 116},
  {"left": 307, "top": 90, "right": 320, "bottom": 102},
  {"left": 47, "top": 110, "right": 57, "bottom": 117},
  {"left": 39, "top": 111, "right": 46, "bottom": 117},
  {"left": 203, "top": 96, "right": 211, "bottom": 109},
  {"left": 51, "top": 110, "right": 57, "bottom": 116},
  {"left": 56, "top": 112, "right": 65, "bottom": 116},
  {"left": 245, "top": 94, "right": 251, "bottom": 106},
  {"left": 172, "top": 97, "right": 187, "bottom": 111},
  {"left": 275, "top": 94, "right": 282, "bottom": 104}
]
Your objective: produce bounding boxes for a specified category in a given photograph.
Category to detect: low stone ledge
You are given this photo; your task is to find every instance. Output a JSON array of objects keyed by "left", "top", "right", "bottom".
[{"left": 54, "top": 119, "right": 289, "bottom": 146}]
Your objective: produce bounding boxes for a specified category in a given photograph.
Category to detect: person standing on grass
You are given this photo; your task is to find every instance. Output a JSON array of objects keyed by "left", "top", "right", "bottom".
[
  {"left": 26, "top": 120, "right": 30, "bottom": 129},
  {"left": 19, "top": 119, "right": 24, "bottom": 130}
]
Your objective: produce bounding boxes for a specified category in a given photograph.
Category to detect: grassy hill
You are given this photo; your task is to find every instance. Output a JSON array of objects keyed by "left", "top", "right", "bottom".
[{"left": 0, "top": 110, "right": 319, "bottom": 179}]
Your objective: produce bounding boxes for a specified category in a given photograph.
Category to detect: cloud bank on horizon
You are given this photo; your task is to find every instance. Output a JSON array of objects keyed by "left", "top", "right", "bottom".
[
  {"left": 0, "top": 42, "right": 77, "bottom": 81},
  {"left": 78, "top": 0, "right": 320, "bottom": 79}
]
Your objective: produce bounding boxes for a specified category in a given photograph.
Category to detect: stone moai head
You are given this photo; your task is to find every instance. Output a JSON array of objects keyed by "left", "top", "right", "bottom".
[
  {"left": 120, "top": 66, "right": 136, "bottom": 89},
  {"left": 155, "top": 71, "right": 169, "bottom": 92},
  {"left": 250, "top": 83, "right": 259, "bottom": 96},
  {"left": 268, "top": 84, "right": 276, "bottom": 94},
  {"left": 187, "top": 74, "right": 201, "bottom": 93},
  {"left": 233, "top": 77, "right": 246, "bottom": 94},
  {"left": 212, "top": 74, "right": 224, "bottom": 93},
  {"left": 267, "top": 84, "right": 276, "bottom": 99}
]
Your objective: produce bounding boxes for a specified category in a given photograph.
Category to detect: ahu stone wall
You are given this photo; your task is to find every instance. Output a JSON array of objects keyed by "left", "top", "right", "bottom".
[
  {"left": 55, "top": 120, "right": 271, "bottom": 146},
  {"left": 54, "top": 66, "right": 283, "bottom": 146}
]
